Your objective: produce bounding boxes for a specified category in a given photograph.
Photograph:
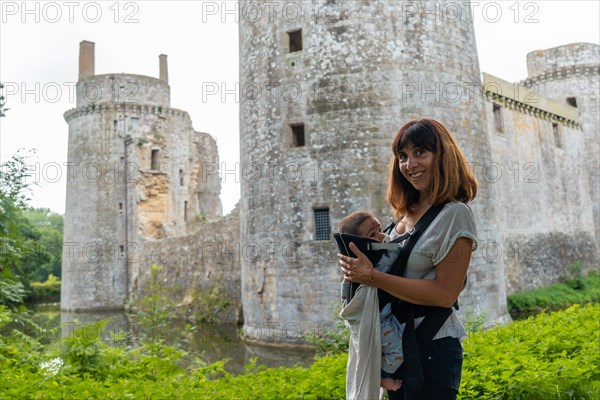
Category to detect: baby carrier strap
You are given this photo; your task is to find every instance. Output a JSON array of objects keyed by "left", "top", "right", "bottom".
[
  {"left": 391, "top": 302, "right": 453, "bottom": 347},
  {"left": 391, "top": 203, "right": 446, "bottom": 275},
  {"left": 377, "top": 203, "right": 446, "bottom": 306},
  {"left": 378, "top": 203, "right": 453, "bottom": 392}
]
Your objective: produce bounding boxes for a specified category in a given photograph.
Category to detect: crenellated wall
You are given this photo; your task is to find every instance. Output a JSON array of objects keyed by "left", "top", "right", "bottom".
[
  {"left": 62, "top": 32, "right": 599, "bottom": 345},
  {"left": 61, "top": 41, "right": 222, "bottom": 311},
  {"left": 523, "top": 43, "right": 600, "bottom": 247},
  {"left": 483, "top": 72, "right": 598, "bottom": 293},
  {"left": 75, "top": 74, "right": 171, "bottom": 109}
]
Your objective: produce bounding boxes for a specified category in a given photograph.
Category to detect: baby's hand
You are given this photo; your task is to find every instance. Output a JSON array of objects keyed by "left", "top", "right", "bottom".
[{"left": 380, "top": 377, "right": 402, "bottom": 391}]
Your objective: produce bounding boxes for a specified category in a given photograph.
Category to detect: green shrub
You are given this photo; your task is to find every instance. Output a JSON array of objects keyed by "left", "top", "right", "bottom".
[
  {"left": 29, "top": 274, "right": 61, "bottom": 302},
  {"left": 508, "top": 270, "right": 600, "bottom": 314},
  {"left": 303, "top": 303, "right": 349, "bottom": 357},
  {"left": 132, "top": 264, "right": 179, "bottom": 347},
  {"left": 190, "top": 278, "right": 236, "bottom": 323},
  {"left": 0, "top": 305, "right": 56, "bottom": 372},
  {"left": 0, "top": 271, "right": 27, "bottom": 304},
  {"left": 460, "top": 303, "right": 600, "bottom": 399},
  {"left": 191, "top": 354, "right": 346, "bottom": 399},
  {"left": 0, "top": 304, "right": 598, "bottom": 399}
]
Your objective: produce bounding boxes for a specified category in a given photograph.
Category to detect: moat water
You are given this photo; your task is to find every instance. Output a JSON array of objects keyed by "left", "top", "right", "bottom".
[{"left": 29, "top": 303, "right": 316, "bottom": 375}]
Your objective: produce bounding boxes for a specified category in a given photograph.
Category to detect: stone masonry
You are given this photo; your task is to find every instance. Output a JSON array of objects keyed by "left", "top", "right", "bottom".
[
  {"left": 238, "top": 1, "right": 598, "bottom": 345},
  {"left": 239, "top": 0, "right": 504, "bottom": 345},
  {"left": 62, "top": 2, "right": 599, "bottom": 347},
  {"left": 61, "top": 41, "right": 223, "bottom": 311}
]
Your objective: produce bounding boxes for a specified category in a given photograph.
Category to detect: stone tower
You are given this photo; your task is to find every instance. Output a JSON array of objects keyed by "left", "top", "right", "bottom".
[
  {"left": 61, "top": 41, "right": 222, "bottom": 311},
  {"left": 524, "top": 43, "right": 600, "bottom": 245},
  {"left": 239, "top": 1, "right": 506, "bottom": 345}
]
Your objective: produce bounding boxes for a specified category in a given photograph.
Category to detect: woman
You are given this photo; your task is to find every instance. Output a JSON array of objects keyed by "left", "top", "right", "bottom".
[{"left": 339, "top": 118, "right": 478, "bottom": 399}]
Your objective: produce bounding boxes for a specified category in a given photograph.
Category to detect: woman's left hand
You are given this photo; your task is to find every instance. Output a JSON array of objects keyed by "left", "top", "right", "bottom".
[{"left": 338, "top": 242, "right": 375, "bottom": 284}]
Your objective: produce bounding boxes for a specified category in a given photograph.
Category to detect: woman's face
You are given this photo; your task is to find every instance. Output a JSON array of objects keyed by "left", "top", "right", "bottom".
[{"left": 397, "top": 146, "right": 435, "bottom": 192}]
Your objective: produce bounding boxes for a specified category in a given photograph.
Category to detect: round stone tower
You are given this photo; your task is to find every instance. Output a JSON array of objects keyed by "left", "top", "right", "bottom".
[
  {"left": 239, "top": 1, "right": 506, "bottom": 345},
  {"left": 524, "top": 43, "right": 600, "bottom": 245},
  {"left": 61, "top": 41, "right": 221, "bottom": 311}
]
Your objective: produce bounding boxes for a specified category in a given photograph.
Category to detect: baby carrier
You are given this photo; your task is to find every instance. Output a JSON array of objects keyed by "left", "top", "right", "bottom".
[{"left": 334, "top": 203, "right": 455, "bottom": 390}]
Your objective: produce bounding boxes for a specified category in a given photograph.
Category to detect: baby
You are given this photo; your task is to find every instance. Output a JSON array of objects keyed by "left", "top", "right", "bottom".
[{"left": 338, "top": 210, "right": 403, "bottom": 392}]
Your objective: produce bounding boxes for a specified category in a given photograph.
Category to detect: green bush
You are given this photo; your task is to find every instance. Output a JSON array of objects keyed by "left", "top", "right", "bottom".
[
  {"left": 508, "top": 270, "right": 600, "bottom": 314},
  {"left": 460, "top": 303, "right": 600, "bottom": 399},
  {"left": 0, "top": 304, "right": 598, "bottom": 399},
  {"left": 303, "top": 303, "right": 349, "bottom": 357},
  {"left": 28, "top": 274, "right": 61, "bottom": 302}
]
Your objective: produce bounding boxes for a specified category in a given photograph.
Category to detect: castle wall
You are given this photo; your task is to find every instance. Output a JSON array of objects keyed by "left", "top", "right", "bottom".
[
  {"left": 191, "top": 131, "right": 223, "bottom": 218},
  {"left": 524, "top": 43, "right": 600, "bottom": 247},
  {"left": 131, "top": 206, "right": 241, "bottom": 323},
  {"left": 76, "top": 74, "right": 170, "bottom": 108},
  {"left": 61, "top": 106, "right": 128, "bottom": 310},
  {"left": 483, "top": 74, "right": 598, "bottom": 293},
  {"left": 62, "top": 46, "right": 222, "bottom": 311},
  {"left": 239, "top": 0, "right": 508, "bottom": 345},
  {"left": 131, "top": 109, "right": 222, "bottom": 239}
]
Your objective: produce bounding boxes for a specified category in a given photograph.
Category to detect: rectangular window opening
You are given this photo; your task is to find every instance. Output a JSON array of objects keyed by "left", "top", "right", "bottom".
[
  {"left": 566, "top": 97, "right": 577, "bottom": 108},
  {"left": 118, "top": 202, "right": 123, "bottom": 210},
  {"left": 288, "top": 29, "right": 303, "bottom": 53},
  {"left": 552, "top": 122, "right": 562, "bottom": 148},
  {"left": 179, "top": 169, "right": 184, "bottom": 186},
  {"left": 291, "top": 123, "right": 305, "bottom": 147},
  {"left": 129, "top": 117, "right": 139, "bottom": 130},
  {"left": 314, "top": 208, "right": 331, "bottom": 241},
  {"left": 151, "top": 149, "right": 160, "bottom": 170},
  {"left": 493, "top": 103, "right": 503, "bottom": 133},
  {"left": 113, "top": 120, "right": 118, "bottom": 131},
  {"left": 184, "top": 201, "right": 188, "bottom": 223}
]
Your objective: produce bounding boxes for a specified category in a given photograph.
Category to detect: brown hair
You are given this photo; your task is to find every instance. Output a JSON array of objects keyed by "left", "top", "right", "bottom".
[
  {"left": 386, "top": 118, "right": 477, "bottom": 219},
  {"left": 338, "top": 211, "right": 375, "bottom": 235}
]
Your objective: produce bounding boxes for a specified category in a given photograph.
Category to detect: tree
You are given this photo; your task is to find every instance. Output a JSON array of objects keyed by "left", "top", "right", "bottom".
[
  {"left": 0, "top": 153, "right": 59, "bottom": 304},
  {"left": 23, "top": 208, "right": 63, "bottom": 280},
  {"left": 0, "top": 82, "right": 62, "bottom": 303},
  {"left": 0, "top": 153, "right": 31, "bottom": 304},
  {"left": 0, "top": 86, "right": 33, "bottom": 304},
  {"left": 0, "top": 82, "right": 8, "bottom": 118}
]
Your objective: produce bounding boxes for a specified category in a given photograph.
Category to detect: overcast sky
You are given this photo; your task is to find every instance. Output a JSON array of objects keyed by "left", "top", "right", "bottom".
[{"left": 1, "top": 1, "right": 598, "bottom": 216}]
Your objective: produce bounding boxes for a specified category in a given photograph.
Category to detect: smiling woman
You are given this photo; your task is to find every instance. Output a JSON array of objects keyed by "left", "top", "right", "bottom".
[
  {"left": 397, "top": 147, "right": 434, "bottom": 192},
  {"left": 340, "top": 118, "right": 479, "bottom": 399},
  {"left": 388, "top": 119, "right": 478, "bottom": 221}
]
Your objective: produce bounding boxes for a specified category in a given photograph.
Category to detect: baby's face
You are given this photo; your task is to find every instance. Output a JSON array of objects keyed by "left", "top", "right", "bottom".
[{"left": 357, "top": 216, "right": 386, "bottom": 242}]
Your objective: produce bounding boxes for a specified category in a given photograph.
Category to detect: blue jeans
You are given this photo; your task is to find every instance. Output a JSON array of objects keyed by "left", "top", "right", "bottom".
[{"left": 387, "top": 337, "right": 463, "bottom": 400}]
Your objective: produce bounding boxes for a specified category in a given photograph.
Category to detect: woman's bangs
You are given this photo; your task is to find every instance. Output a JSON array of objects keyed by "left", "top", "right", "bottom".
[{"left": 393, "top": 121, "right": 437, "bottom": 155}]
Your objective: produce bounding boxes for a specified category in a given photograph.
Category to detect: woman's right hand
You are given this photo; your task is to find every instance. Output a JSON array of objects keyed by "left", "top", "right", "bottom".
[{"left": 338, "top": 242, "right": 374, "bottom": 284}]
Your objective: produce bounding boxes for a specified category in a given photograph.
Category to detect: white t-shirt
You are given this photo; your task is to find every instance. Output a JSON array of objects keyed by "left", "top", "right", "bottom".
[{"left": 387, "top": 202, "right": 478, "bottom": 341}]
